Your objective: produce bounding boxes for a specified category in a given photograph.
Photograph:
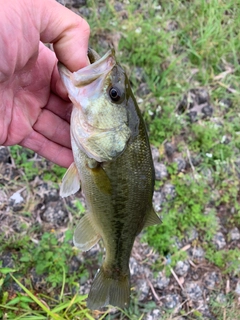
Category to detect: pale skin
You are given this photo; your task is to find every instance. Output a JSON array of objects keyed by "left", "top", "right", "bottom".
[{"left": 0, "top": 0, "right": 90, "bottom": 168}]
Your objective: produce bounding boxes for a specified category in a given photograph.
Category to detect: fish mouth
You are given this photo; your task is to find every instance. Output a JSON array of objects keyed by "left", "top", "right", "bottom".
[{"left": 58, "top": 49, "right": 116, "bottom": 87}]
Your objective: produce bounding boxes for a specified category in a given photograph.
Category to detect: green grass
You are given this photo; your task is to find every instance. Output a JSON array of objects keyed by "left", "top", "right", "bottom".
[{"left": 1, "top": 0, "right": 240, "bottom": 318}]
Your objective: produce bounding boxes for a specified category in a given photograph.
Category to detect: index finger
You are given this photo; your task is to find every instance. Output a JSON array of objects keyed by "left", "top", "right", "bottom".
[{"left": 35, "top": 0, "right": 90, "bottom": 71}]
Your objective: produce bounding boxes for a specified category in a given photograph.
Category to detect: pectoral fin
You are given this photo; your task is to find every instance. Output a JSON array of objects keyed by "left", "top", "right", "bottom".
[
  {"left": 60, "top": 162, "right": 80, "bottom": 197},
  {"left": 73, "top": 214, "right": 101, "bottom": 251},
  {"left": 143, "top": 206, "right": 161, "bottom": 229}
]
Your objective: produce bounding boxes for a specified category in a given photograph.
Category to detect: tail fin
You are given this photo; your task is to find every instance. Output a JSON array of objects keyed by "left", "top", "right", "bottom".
[{"left": 87, "top": 267, "right": 130, "bottom": 310}]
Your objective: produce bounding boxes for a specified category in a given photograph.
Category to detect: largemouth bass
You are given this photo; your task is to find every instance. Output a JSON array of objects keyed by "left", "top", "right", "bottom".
[{"left": 58, "top": 48, "right": 160, "bottom": 310}]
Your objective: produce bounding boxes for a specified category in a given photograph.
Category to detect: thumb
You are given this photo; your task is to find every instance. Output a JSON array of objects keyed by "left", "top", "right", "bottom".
[{"left": 37, "top": 0, "right": 90, "bottom": 71}]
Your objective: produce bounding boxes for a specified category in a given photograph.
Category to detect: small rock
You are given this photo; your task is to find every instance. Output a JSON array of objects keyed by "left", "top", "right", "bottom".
[
  {"left": 0, "top": 190, "right": 7, "bottom": 209},
  {"left": 175, "top": 260, "right": 190, "bottom": 277},
  {"left": 174, "top": 157, "right": 186, "bottom": 172},
  {"left": 219, "top": 98, "right": 232, "bottom": 111},
  {"left": 195, "top": 300, "right": 211, "bottom": 318},
  {"left": 146, "top": 309, "right": 162, "bottom": 320},
  {"left": 187, "top": 227, "right": 199, "bottom": 241},
  {"left": 183, "top": 281, "right": 203, "bottom": 301},
  {"left": 151, "top": 146, "right": 160, "bottom": 162},
  {"left": 79, "top": 281, "right": 91, "bottom": 295},
  {"left": 162, "top": 183, "right": 176, "bottom": 201},
  {"left": 203, "top": 272, "right": 220, "bottom": 290},
  {"left": 0, "top": 146, "right": 10, "bottom": 163},
  {"left": 188, "top": 110, "right": 198, "bottom": 122},
  {"left": 130, "top": 257, "right": 152, "bottom": 280},
  {"left": 136, "top": 279, "right": 149, "bottom": 300},
  {"left": 41, "top": 202, "right": 69, "bottom": 226},
  {"left": 165, "top": 20, "right": 178, "bottom": 31},
  {"left": 31, "top": 271, "right": 48, "bottom": 291},
  {"left": 155, "top": 162, "right": 168, "bottom": 180},
  {"left": 163, "top": 294, "right": 181, "bottom": 309},
  {"left": 154, "top": 271, "right": 170, "bottom": 289},
  {"left": 216, "top": 292, "right": 227, "bottom": 304},
  {"left": 9, "top": 190, "right": 25, "bottom": 212},
  {"left": 172, "top": 237, "right": 184, "bottom": 250},
  {"left": 200, "top": 167, "right": 213, "bottom": 184},
  {"left": 235, "top": 281, "right": 240, "bottom": 295},
  {"left": 153, "top": 191, "right": 163, "bottom": 212},
  {"left": 228, "top": 227, "right": 240, "bottom": 241},
  {"left": 0, "top": 252, "right": 15, "bottom": 269},
  {"left": 71, "top": 0, "right": 87, "bottom": 8},
  {"left": 164, "top": 142, "right": 175, "bottom": 157},
  {"left": 189, "top": 154, "right": 202, "bottom": 166},
  {"left": 193, "top": 88, "right": 209, "bottom": 105},
  {"left": 133, "top": 66, "right": 146, "bottom": 83},
  {"left": 36, "top": 182, "right": 59, "bottom": 203},
  {"left": 69, "top": 256, "right": 81, "bottom": 273},
  {"left": 189, "top": 246, "right": 205, "bottom": 261},
  {"left": 212, "top": 232, "right": 226, "bottom": 249},
  {"left": 202, "top": 105, "right": 213, "bottom": 117},
  {"left": 114, "top": 2, "right": 124, "bottom": 12},
  {"left": 79, "top": 6, "right": 90, "bottom": 17}
]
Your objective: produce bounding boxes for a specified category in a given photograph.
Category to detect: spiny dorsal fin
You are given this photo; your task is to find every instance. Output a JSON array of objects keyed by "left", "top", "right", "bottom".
[
  {"left": 73, "top": 214, "right": 101, "bottom": 251},
  {"left": 143, "top": 206, "right": 161, "bottom": 229},
  {"left": 60, "top": 162, "right": 80, "bottom": 197}
]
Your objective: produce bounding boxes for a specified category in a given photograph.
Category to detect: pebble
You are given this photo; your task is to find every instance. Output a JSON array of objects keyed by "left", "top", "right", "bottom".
[
  {"left": 129, "top": 257, "right": 152, "bottom": 280},
  {"left": 200, "top": 167, "right": 213, "bottom": 184},
  {"left": 235, "top": 280, "right": 240, "bottom": 296},
  {"left": 155, "top": 162, "right": 168, "bottom": 180},
  {"left": 234, "top": 279, "right": 240, "bottom": 296},
  {"left": 193, "top": 88, "right": 210, "bottom": 105},
  {"left": 163, "top": 294, "right": 181, "bottom": 309},
  {"left": 161, "top": 183, "right": 176, "bottom": 201},
  {"left": 216, "top": 292, "right": 227, "bottom": 304},
  {"left": 8, "top": 190, "right": 25, "bottom": 212},
  {"left": 219, "top": 98, "right": 232, "bottom": 110},
  {"left": 71, "top": 0, "right": 87, "bottom": 8},
  {"left": 0, "top": 146, "right": 10, "bottom": 163},
  {"left": 175, "top": 260, "right": 190, "bottom": 277},
  {"left": 228, "top": 227, "right": 240, "bottom": 241},
  {"left": 136, "top": 279, "right": 149, "bottom": 300},
  {"left": 189, "top": 246, "right": 205, "bottom": 261},
  {"left": 195, "top": 300, "right": 211, "bottom": 318},
  {"left": 146, "top": 309, "right": 162, "bottom": 320},
  {"left": 154, "top": 271, "right": 170, "bottom": 289},
  {"left": 188, "top": 110, "right": 198, "bottom": 122},
  {"left": 153, "top": 191, "right": 163, "bottom": 212},
  {"left": 202, "top": 105, "right": 213, "bottom": 117},
  {"left": 0, "top": 252, "right": 15, "bottom": 269},
  {"left": 0, "top": 189, "right": 7, "bottom": 209},
  {"left": 164, "top": 142, "right": 175, "bottom": 157},
  {"left": 41, "top": 202, "right": 69, "bottom": 226},
  {"left": 151, "top": 146, "right": 160, "bottom": 162},
  {"left": 36, "top": 182, "right": 59, "bottom": 203},
  {"left": 173, "top": 157, "right": 186, "bottom": 172},
  {"left": 183, "top": 281, "right": 203, "bottom": 300},
  {"left": 212, "top": 232, "right": 226, "bottom": 249},
  {"left": 203, "top": 272, "right": 220, "bottom": 290},
  {"left": 187, "top": 227, "right": 199, "bottom": 241}
]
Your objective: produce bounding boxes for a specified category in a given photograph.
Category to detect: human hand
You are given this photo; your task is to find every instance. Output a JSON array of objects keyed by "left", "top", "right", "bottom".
[{"left": 0, "top": 0, "right": 90, "bottom": 167}]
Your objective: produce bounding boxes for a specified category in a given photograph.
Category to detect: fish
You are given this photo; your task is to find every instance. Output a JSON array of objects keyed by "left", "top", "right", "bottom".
[{"left": 58, "top": 48, "right": 160, "bottom": 310}]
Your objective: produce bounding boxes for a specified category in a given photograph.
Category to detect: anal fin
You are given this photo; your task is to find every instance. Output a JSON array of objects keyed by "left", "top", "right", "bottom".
[{"left": 73, "top": 214, "right": 101, "bottom": 251}]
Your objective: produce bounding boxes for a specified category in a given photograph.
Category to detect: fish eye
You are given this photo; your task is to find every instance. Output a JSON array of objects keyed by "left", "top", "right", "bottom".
[{"left": 109, "top": 86, "right": 122, "bottom": 103}]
